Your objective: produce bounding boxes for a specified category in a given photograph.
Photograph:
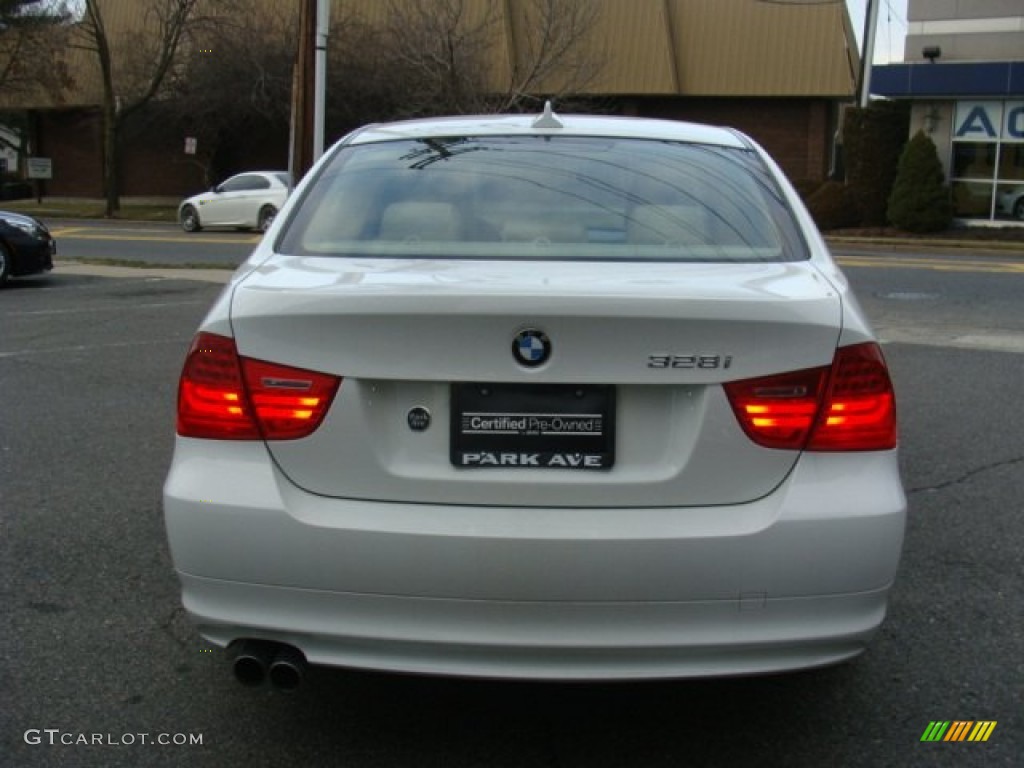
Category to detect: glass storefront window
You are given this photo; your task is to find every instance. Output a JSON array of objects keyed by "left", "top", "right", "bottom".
[
  {"left": 951, "top": 100, "right": 1024, "bottom": 221},
  {"left": 996, "top": 182, "right": 1024, "bottom": 220},
  {"left": 952, "top": 143, "right": 996, "bottom": 181},
  {"left": 997, "top": 144, "right": 1024, "bottom": 182},
  {"left": 952, "top": 181, "right": 995, "bottom": 218}
]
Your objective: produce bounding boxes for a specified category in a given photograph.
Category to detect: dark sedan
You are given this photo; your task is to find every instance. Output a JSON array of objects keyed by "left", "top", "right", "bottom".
[{"left": 0, "top": 210, "right": 55, "bottom": 285}]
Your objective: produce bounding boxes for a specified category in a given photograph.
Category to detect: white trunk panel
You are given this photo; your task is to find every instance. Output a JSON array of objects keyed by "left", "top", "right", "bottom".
[{"left": 229, "top": 257, "right": 842, "bottom": 507}]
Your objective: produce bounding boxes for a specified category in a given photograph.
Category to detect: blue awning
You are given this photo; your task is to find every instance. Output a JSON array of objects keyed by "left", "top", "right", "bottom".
[{"left": 871, "top": 61, "right": 1024, "bottom": 99}]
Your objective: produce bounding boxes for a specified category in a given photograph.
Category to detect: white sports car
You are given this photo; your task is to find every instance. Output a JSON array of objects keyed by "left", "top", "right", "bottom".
[
  {"left": 163, "top": 107, "right": 906, "bottom": 689},
  {"left": 177, "top": 171, "right": 291, "bottom": 233}
]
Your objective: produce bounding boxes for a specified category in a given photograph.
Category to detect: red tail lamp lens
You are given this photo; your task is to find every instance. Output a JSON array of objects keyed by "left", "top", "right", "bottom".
[
  {"left": 177, "top": 332, "right": 340, "bottom": 440},
  {"left": 724, "top": 367, "right": 829, "bottom": 450},
  {"left": 241, "top": 358, "right": 341, "bottom": 440},
  {"left": 807, "top": 343, "right": 897, "bottom": 451},
  {"left": 724, "top": 343, "right": 897, "bottom": 452}
]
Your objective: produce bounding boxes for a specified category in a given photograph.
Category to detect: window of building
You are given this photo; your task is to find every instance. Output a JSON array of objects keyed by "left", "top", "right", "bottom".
[{"left": 950, "top": 100, "right": 1024, "bottom": 221}]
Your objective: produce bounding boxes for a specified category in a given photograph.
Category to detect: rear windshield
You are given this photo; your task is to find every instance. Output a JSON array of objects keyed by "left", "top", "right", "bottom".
[{"left": 277, "top": 136, "right": 808, "bottom": 262}]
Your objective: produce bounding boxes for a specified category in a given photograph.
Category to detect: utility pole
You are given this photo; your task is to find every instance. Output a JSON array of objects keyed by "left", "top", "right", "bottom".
[
  {"left": 313, "top": 0, "right": 329, "bottom": 163},
  {"left": 858, "top": 0, "right": 880, "bottom": 107},
  {"left": 289, "top": 0, "right": 317, "bottom": 182}
]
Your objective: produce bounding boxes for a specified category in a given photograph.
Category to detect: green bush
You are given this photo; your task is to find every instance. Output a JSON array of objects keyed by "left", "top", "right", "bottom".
[
  {"left": 805, "top": 181, "right": 860, "bottom": 231},
  {"left": 843, "top": 102, "right": 910, "bottom": 226},
  {"left": 887, "top": 130, "right": 952, "bottom": 233}
]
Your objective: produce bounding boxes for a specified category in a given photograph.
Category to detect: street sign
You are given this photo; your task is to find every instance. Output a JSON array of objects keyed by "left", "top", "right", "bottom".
[
  {"left": 184, "top": 137, "right": 197, "bottom": 155},
  {"left": 26, "top": 157, "right": 52, "bottom": 179}
]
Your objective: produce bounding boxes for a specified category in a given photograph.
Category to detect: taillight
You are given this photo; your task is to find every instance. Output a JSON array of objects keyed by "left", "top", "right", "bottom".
[
  {"left": 806, "top": 343, "right": 897, "bottom": 451},
  {"left": 177, "top": 333, "right": 258, "bottom": 439},
  {"left": 240, "top": 357, "right": 341, "bottom": 440},
  {"left": 177, "top": 332, "right": 341, "bottom": 440},
  {"left": 724, "top": 343, "right": 896, "bottom": 452}
]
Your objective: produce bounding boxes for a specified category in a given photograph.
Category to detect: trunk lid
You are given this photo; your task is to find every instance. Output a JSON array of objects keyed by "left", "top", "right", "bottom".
[{"left": 229, "top": 256, "right": 842, "bottom": 507}]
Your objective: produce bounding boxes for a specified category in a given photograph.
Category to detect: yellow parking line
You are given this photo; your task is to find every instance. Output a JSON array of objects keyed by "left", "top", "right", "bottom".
[{"left": 837, "top": 256, "right": 1024, "bottom": 274}]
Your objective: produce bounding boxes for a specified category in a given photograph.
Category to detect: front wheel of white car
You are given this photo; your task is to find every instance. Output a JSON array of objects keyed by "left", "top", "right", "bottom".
[{"left": 180, "top": 205, "right": 201, "bottom": 233}]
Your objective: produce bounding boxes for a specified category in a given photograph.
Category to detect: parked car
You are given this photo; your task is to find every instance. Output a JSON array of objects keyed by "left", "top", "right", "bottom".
[
  {"left": 164, "top": 107, "right": 906, "bottom": 689},
  {"left": 996, "top": 185, "right": 1024, "bottom": 220},
  {"left": 0, "top": 210, "right": 55, "bottom": 286},
  {"left": 178, "top": 171, "right": 291, "bottom": 233}
]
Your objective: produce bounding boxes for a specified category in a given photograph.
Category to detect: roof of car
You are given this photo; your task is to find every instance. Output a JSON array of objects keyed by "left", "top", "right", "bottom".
[{"left": 348, "top": 111, "right": 749, "bottom": 149}]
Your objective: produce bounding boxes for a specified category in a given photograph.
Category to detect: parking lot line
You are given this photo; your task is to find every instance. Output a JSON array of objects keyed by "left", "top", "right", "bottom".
[
  {"left": 0, "top": 337, "right": 190, "bottom": 359},
  {"left": 837, "top": 255, "right": 1024, "bottom": 274},
  {"left": 4, "top": 301, "right": 207, "bottom": 317}
]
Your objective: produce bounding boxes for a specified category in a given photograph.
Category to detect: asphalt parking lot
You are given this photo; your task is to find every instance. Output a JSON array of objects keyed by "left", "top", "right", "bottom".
[{"left": 2, "top": 265, "right": 1022, "bottom": 767}]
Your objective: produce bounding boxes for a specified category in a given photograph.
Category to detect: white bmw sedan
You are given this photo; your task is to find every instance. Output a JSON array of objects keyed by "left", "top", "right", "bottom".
[
  {"left": 163, "top": 108, "right": 906, "bottom": 688},
  {"left": 177, "top": 171, "right": 291, "bottom": 233}
]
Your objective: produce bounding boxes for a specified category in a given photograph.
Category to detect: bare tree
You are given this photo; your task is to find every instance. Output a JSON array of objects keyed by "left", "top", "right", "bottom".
[
  {"left": 163, "top": 3, "right": 298, "bottom": 185},
  {"left": 498, "top": 0, "right": 602, "bottom": 112},
  {"left": 382, "top": 0, "right": 496, "bottom": 116},
  {"left": 0, "top": 0, "right": 73, "bottom": 156},
  {"left": 156, "top": 3, "right": 396, "bottom": 186},
  {"left": 381, "top": 0, "right": 602, "bottom": 117},
  {"left": 71, "top": 0, "right": 233, "bottom": 214},
  {"left": 62, "top": 0, "right": 603, "bottom": 204},
  {"left": 0, "top": 0, "right": 72, "bottom": 100}
]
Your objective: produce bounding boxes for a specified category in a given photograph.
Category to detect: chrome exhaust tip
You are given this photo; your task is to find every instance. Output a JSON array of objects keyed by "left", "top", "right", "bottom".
[
  {"left": 268, "top": 645, "right": 307, "bottom": 692},
  {"left": 230, "top": 640, "right": 275, "bottom": 687}
]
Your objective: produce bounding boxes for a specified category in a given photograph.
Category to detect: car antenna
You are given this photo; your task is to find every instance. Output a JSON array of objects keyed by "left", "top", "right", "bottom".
[{"left": 531, "top": 100, "right": 563, "bottom": 130}]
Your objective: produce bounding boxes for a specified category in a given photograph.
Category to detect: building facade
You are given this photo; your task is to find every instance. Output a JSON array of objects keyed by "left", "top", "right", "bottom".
[
  {"left": 0, "top": 0, "right": 860, "bottom": 199},
  {"left": 872, "top": 0, "right": 1024, "bottom": 223}
]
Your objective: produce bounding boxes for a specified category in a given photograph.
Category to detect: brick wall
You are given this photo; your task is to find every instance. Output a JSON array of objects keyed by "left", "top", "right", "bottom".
[
  {"left": 33, "top": 106, "right": 286, "bottom": 198},
  {"left": 119, "top": 113, "right": 207, "bottom": 197},
  {"left": 34, "top": 97, "right": 835, "bottom": 197},
  {"left": 36, "top": 108, "right": 103, "bottom": 197}
]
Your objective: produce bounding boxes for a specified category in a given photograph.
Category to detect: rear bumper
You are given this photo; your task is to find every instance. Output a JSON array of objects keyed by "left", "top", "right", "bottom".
[
  {"left": 181, "top": 574, "right": 891, "bottom": 679},
  {"left": 164, "top": 440, "right": 906, "bottom": 680}
]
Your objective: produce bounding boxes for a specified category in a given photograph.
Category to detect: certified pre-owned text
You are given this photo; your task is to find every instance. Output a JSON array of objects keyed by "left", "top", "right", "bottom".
[{"left": 462, "top": 414, "right": 603, "bottom": 435}]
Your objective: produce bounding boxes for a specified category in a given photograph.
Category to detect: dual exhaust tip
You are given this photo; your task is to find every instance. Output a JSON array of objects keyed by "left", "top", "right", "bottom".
[{"left": 230, "top": 640, "right": 307, "bottom": 691}]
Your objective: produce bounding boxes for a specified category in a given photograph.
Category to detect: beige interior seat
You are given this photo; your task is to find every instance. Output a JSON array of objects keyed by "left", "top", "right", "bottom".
[
  {"left": 500, "top": 217, "right": 586, "bottom": 243},
  {"left": 628, "top": 204, "right": 709, "bottom": 245},
  {"left": 379, "top": 202, "right": 461, "bottom": 241}
]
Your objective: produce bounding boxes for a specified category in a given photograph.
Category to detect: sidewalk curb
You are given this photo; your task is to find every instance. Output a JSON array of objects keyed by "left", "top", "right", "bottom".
[{"left": 57, "top": 262, "right": 233, "bottom": 284}]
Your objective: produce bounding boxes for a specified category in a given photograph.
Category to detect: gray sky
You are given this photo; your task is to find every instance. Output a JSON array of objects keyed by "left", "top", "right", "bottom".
[{"left": 847, "top": 0, "right": 908, "bottom": 63}]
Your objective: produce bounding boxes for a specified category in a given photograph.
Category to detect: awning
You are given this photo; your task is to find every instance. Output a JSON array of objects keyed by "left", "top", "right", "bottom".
[{"left": 871, "top": 61, "right": 1024, "bottom": 100}]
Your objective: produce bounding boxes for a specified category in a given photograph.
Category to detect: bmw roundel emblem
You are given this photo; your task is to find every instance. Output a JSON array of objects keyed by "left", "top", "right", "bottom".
[{"left": 512, "top": 329, "right": 551, "bottom": 367}]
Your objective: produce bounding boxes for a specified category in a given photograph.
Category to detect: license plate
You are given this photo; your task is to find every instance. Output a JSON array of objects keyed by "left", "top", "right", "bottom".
[{"left": 451, "top": 383, "right": 615, "bottom": 469}]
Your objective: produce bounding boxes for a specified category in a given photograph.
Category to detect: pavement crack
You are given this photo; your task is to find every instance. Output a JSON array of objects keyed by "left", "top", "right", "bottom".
[
  {"left": 908, "top": 455, "right": 1024, "bottom": 495},
  {"left": 159, "top": 606, "right": 192, "bottom": 650}
]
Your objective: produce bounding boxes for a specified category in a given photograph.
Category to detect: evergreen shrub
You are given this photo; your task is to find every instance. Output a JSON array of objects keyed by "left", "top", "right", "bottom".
[
  {"left": 843, "top": 102, "right": 910, "bottom": 226},
  {"left": 887, "top": 130, "right": 953, "bottom": 233}
]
